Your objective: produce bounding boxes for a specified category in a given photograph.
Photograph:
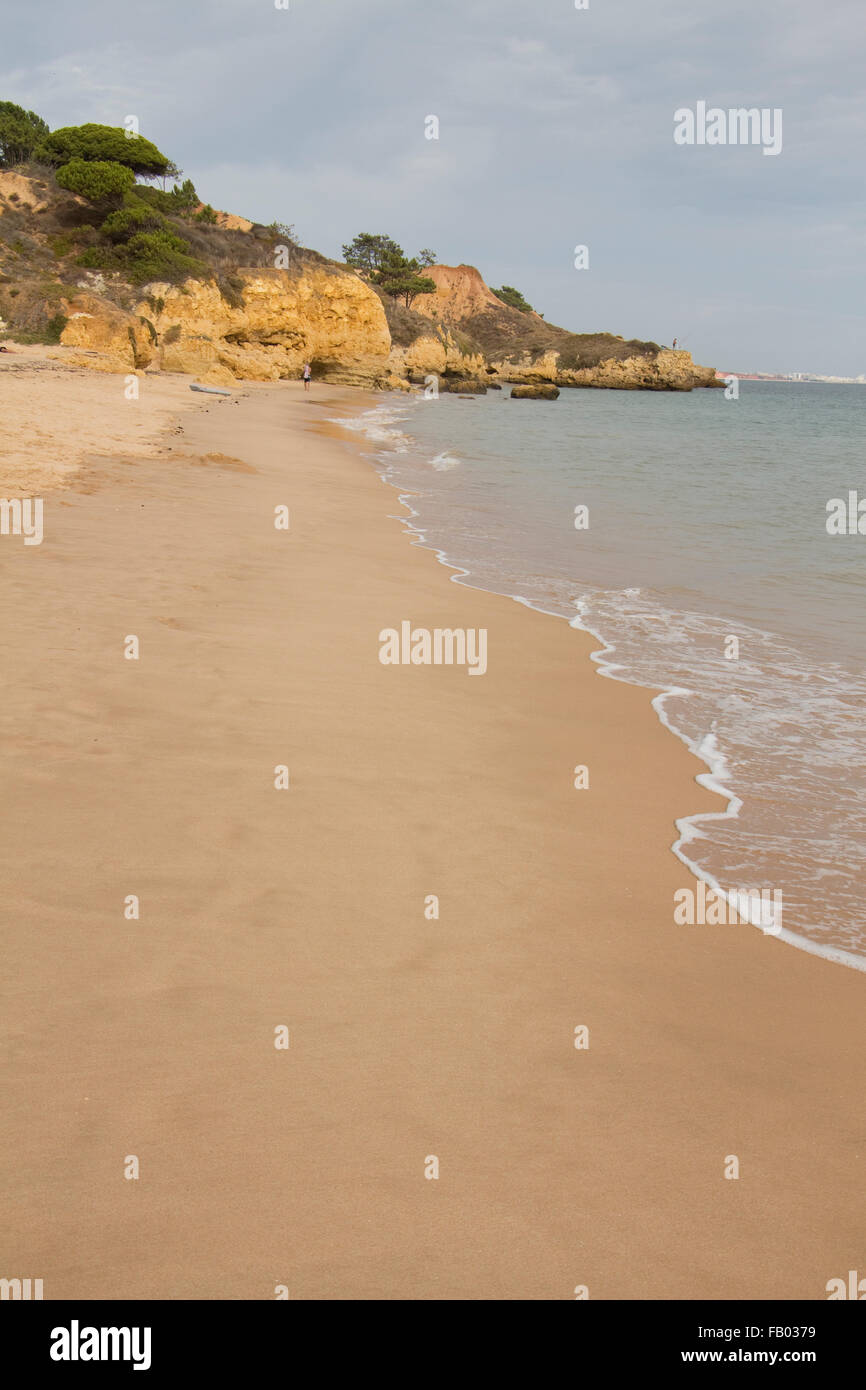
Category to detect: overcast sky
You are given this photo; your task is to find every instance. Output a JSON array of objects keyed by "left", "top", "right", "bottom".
[{"left": 3, "top": 0, "right": 864, "bottom": 375}]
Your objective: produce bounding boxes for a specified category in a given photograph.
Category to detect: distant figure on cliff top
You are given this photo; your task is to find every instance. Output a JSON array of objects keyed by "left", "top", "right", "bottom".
[
  {"left": 672, "top": 338, "right": 678, "bottom": 349},
  {"left": 303, "top": 362, "right": 312, "bottom": 391}
]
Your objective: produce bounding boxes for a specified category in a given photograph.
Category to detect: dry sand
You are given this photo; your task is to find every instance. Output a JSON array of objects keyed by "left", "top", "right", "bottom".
[
  {"left": 0, "top": 368, "right": 863, "bottom": 1300},
  {"left": 0, "top": 344, "right": 204, "bottom": 493}
]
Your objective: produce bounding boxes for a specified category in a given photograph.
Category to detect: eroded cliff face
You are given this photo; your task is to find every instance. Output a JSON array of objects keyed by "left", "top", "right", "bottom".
[
  {"left": 60, "top": 266, "right": 392, "bottom": 386},
  {"left": 386, "top": 330, "right": 487, "bottom": 387},
  {"left": 57, "top": 269, "right": 717, "bottom": 392},
  {"left": 1, "top": 169, "right": 720, "bottom": 393},
  {"left": 568, "top": 349, "right": 720, "bottom": 391},
  {"left": 411, "top": 263, "right": 527, "bottom": 329},
  {"left": 488, "top": 346, "right": 720, "bottom": 391},
  {"left": 400, "top": 263, "right": 721, "bottom": 391}
]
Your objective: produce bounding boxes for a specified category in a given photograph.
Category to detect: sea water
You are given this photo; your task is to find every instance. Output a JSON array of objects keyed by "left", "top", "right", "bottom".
[{"left": 337, "top": 382, "right": 866, "bottom": 968}]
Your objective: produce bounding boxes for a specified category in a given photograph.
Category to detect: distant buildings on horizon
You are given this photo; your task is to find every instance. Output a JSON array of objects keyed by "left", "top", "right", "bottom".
[{"left": 715, "top": 370, "right": 866, "bottom": 385}]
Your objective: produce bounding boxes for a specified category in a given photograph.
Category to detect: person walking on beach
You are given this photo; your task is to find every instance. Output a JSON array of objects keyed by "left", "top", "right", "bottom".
[{"left": 303, "top": 362, "right": 312, "bottom": 392}]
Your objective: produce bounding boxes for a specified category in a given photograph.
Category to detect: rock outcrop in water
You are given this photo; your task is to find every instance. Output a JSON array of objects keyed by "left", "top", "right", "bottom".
[{"left": 510, "top": 383, "right": 560, "bottom": 399}]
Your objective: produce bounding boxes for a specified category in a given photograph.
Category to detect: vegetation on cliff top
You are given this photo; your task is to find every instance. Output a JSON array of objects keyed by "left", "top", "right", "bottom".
[
  {"left": 0, "top": 103, "right": 307, "bottom": 317},
  {"left": 341, "top": 235, "right": 659, "bottom": 369},
  {"left": 492, "top": 284, "right": 534, "bottom": 314},
  {"left": 55, "top": 158, "right": 136, "bottom": 203},
  {"left": 0, "top": 101, "right": 49, "bottom": 167},
  {"left": 36, "top": 123, "right": 176, "bottom": 178},
  {"left": 342, "top": 232, "right": 437, "bottom": 308},
  {"left": 0, "top": 102, "right": 676, "bottom": 377}
]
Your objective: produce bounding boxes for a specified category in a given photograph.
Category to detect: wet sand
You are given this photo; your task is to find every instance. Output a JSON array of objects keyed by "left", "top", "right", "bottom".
[{"left": 0, "top": 374, "right": 863, "bottom": 1299}]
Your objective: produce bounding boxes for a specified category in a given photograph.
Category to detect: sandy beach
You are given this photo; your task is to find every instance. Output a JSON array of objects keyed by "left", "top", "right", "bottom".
[
  {"left": 1, "top": 364, "right": 864, "bottom": 1301},
  {"left": 0, "top": 345, "right": 204, "bottom": 494}
]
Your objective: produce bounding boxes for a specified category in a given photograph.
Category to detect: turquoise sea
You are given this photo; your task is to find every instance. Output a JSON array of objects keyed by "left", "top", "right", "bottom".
[{"left": 339, "top": 380, "right": 866, "bottom": 968}]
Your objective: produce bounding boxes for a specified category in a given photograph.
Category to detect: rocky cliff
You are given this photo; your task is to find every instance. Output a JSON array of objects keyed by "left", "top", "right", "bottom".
[
  {"left": 0, "top": 171, "right": 393, "bottom": 387},
  {"left": 395, "top": 263, "right": 720, "bottom": 390},
  {"left": 61, "top": 266, "right": 391, "bottom": 387},
  {"left": 0, "top": 171, "right": 719, "bottom": 392}
]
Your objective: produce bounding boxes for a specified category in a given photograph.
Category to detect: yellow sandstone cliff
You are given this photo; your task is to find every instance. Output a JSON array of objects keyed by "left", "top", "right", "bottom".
[
  {"left": 484, "top": 345, "right": 719, "bottom": 391},
  {"left": 0, "top": 174, "right": 719, "bottom": 392},
  {"left": 58, "top": 271, "right": 717, "bottom": 390},
  {"left": 407, "top": 263, "right": 720, "bottom": 391},
  {"left": 60, "top": 266, "right": 392, "bottom": 387}
]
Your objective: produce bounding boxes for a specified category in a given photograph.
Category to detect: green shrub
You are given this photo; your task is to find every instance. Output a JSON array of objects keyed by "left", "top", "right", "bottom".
[
  {"left": 133, "top": 179, "right": 199, "bottom": 215},
  {"left": 133, "top": 184, "right": 177, "bottom": 214},
  {"left": 268, "top": 220, "right": 296, "bottom": 242},
  {"left": 36, "top": 124, "right": 172, "bottom": 177},
  {"left": 56, "top": 158, "right": 135, "bottom": 202},
  {"left": 43, "top": 312, "right": 68, "bottom": 343},
  {"left": 48, "top": 233, "right": 75, "bottom": 258},
  {"left": 195, "top": 203, "right": 218, "bottom": 224},
  {"left": 37, "top": 279, "right": 67, "bottom": 301},
  {"left": 492, "top": 285, "right": 533, "bottom": 313},
  {"left": 102, "top": 201, "right": 166, "bottom": 242},
  {"left": 126, "top": 227, "right": 187, "bottom": 255},
  {"left": 218, "top": 273, "right": 245, "bottom": 309},
  {"left": 171, "top": 179, "right": 199, "bottom": 212},
  {"left": 120, "top": 228, "right": 204, "bottom": 285},
  {"left": 75, "top": 246, "right": 110, "bottom": 268}
]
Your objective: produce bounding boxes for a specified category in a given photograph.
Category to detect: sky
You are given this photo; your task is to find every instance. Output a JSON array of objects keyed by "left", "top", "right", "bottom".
[{"left": 2, "top": 0, "right": 864, "bottom": 376}]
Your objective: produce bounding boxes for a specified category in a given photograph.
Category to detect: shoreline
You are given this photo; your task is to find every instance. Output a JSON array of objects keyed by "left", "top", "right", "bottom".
[
  {"left": 332, "top": 394, "right": 866, "bottom": 974},
  {"left": 1, "top": 375, "right": 864, "bottom": 1299}
]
